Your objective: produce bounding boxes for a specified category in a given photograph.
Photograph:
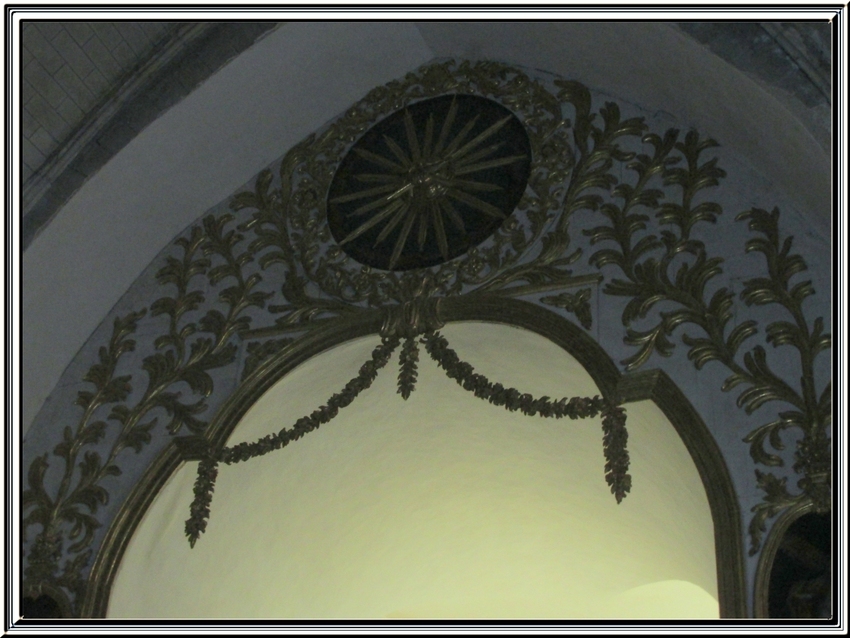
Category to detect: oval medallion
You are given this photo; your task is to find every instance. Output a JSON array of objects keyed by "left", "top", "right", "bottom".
[{"left": 327, "top": 94, "right": 532, "bottom": 271}]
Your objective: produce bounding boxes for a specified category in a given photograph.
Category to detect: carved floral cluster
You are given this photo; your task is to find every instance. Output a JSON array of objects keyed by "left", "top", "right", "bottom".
[
  {"left": 221, "top": 337, "right": 399, "bottom": 465},
  {"left": 185, "top": 457, "right": 218, "bottom": 548}
]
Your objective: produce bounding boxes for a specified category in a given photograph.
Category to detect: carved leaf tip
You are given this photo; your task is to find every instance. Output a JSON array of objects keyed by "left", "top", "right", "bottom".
[
  {"left": 184, "top": 456, "right": 219, "bottom": 548},
  {"left": 602, "top": 403, "right": 631, "bottom": 504},
  {"left": 397, "top": 337, "right": 420, "bottom": 400}
]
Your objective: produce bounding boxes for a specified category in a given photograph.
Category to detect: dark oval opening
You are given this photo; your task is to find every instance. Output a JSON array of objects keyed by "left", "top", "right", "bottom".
[{"left": 327, "top": 94, "right": 532, "bottom": 271}]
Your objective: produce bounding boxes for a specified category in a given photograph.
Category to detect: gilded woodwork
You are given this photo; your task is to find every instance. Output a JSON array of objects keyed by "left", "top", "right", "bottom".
[
  {"left": 326, "top": 93, "right": 532, "bottom": 271},
  {"left": 22, "top": 58, "right": 828, "bottom": 618},
  {"left": 182, "top": 326, "right": 630, "bottom": 547}
]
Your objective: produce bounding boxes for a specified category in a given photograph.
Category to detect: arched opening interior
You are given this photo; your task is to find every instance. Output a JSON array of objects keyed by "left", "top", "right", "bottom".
[
  {"left": 107, "top": 322, "right": 719, "bottom": 619},
  {"left": 767, "top": 511, "right": 832, "bottom": 618},
  {"left": 22, "top": 593, "right": 64, "bottom": 619}
]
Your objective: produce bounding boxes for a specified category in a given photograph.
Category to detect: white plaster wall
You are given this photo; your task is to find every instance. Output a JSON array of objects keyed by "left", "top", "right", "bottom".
[{"left": 108, "top": 323, "right": 718, "bottom": 619}]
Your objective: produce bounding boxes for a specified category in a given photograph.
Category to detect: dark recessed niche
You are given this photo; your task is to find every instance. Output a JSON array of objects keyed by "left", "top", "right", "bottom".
[
  {"left": 22, "top": 593, "right": 64, "bottom": 618},
  {"left": 768, "top": 511, "right": 831, "bottom": 618},
  {"left": 327, "top": 94, "right": 532, "bottom": 271}
]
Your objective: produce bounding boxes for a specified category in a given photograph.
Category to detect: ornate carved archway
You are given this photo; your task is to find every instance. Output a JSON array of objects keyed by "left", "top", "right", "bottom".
[
  {"left": 84, "top": 301, "right": 745, "bottom": 617},
  {"left": 23, "top": 59, "right": 829, "bottom": 619}
]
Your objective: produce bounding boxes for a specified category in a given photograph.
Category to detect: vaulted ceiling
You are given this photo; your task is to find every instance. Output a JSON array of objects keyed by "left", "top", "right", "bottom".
[
  {"left": 21, "top": 22, "right": 279, "bottom": 248},
  {"left": 22, "top": 21, "right": 176, "bottom": 184}
]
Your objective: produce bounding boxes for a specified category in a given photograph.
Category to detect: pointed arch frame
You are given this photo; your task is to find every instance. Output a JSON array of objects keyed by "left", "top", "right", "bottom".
[{"left": 81, "top": 297, "right": 746, "bottom": 618}]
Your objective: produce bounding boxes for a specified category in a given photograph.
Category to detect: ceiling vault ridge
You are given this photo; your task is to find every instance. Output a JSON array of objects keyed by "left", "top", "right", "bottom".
[
  {"left": 759, "top": 22, "right": 831, "bottom": 101},
  {"left": 21, "top": 21, "right": 831, "bottom": 252}
]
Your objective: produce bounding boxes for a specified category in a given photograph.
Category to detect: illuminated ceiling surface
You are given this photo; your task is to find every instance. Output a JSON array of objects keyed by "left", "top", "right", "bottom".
[{"left": 109, "top": 323, "right": 719, "bottom": 619}]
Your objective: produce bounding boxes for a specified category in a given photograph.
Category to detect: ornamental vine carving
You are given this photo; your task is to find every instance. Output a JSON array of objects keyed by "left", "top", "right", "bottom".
[
  {"left": 23, "top": 213, "right": 269, "bottom": 613},
  {"left": 23, "top": 310, "right": 144, "bottom": 610},
  {"left": 574, "top": 116, "right": 831, "bottom": 552},
  {"left": 22, "top": 58, "right": 830, "bottom": 616}
]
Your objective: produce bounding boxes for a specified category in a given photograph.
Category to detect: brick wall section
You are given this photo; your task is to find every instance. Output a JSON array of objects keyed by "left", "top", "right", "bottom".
[
  {"left": 22, "top": 22, "right": 176, "bottom": 183},
  {"left": 21, "top": 22, "right": 280, "bottom": 250}
]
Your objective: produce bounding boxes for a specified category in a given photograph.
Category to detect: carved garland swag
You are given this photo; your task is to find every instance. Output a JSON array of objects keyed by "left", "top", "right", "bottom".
[{"left": 184, "top": 326, "right": 630, "bottom": 547}]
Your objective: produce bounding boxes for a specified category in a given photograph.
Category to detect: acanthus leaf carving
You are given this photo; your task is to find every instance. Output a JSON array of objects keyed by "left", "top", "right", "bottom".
[
  {"left": 578, "top": 93, "right": 830, "bottom": 553},
  {"left": 23, "top": 309, "right": 145, "bottom": 610},
  {"left": 540, "top": 287, "right": 593, "bottom": 329},
  {"left": 23, "top": 207, "right": 270, "bottom": 611}
]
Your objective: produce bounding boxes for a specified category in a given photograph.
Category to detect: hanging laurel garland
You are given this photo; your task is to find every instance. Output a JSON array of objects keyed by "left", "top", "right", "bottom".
[{"left": 184, "top": 330, "right": 630, "bottom": 547}]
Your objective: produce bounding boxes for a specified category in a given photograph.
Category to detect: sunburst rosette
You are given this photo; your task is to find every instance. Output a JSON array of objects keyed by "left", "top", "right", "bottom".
[{"left": 284, "top": 59, "right": 576, "bottom": 304}]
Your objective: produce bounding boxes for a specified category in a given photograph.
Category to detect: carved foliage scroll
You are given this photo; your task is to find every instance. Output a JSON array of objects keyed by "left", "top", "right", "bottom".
[
  {"left": 573, "top": 114, "right": 831, "bottom": 553},
  {"left": 22, "top": 213, "right": 270, "bottom": 613}
]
